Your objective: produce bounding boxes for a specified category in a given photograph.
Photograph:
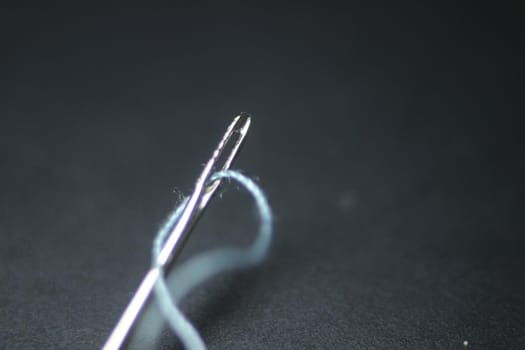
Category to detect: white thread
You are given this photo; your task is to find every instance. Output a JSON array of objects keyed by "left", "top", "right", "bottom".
[{"left": 151, "top": 170, "right": 273, "bottom": 349}]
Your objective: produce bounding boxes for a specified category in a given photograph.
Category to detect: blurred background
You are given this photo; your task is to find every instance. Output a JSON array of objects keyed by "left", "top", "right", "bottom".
[{"left": 0, "top": 3, "right": 523, "bottom": 349}]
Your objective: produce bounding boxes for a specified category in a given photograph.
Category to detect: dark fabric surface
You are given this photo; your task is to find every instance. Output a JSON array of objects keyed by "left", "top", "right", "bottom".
[{"left": 1, "top": 3, "right": 524, "bottom": 349}]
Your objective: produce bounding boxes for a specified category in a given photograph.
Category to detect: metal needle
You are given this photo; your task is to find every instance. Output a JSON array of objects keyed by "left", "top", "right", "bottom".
[{"left": 102, "top": 113, "right": 252, "bottom": 350}]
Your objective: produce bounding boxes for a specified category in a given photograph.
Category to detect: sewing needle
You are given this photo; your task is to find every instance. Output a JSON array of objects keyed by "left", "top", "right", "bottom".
[{"left": 102, "top": 113, "right": 251, "bottom": 349}]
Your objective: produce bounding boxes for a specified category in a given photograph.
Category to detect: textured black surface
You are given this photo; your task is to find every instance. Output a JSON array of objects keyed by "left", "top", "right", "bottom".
[{"left": 1, "top": 3, "right": 524, "bottom": 349}]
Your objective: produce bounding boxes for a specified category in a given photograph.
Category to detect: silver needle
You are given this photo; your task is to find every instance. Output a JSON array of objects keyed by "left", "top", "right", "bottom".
[{"left": 102, "top": 113, "right": 252, "bottom": 350}]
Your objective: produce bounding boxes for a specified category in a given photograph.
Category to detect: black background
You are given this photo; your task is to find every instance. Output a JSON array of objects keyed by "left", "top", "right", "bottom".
[{"left": 1, "top": 3, "right": 524, "bottom": 349}]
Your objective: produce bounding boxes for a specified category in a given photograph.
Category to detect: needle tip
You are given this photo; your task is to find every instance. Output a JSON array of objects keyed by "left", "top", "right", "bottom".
[{"left": 234, "top": 112, "right": 251, "bottom": 134}]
